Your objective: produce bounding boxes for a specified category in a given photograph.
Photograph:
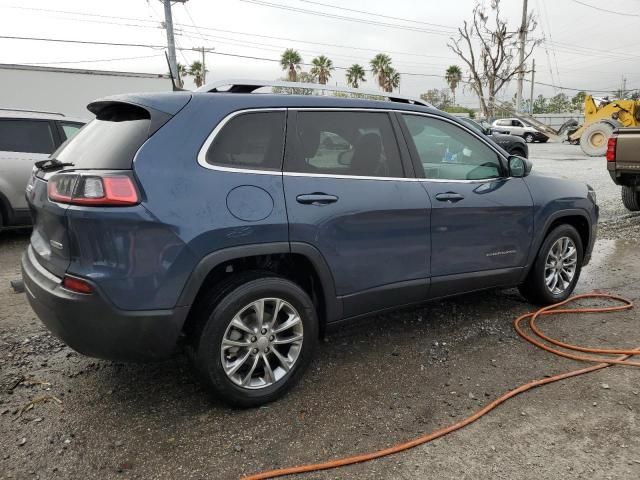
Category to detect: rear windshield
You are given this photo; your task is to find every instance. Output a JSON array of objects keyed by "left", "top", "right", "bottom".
[{"left": 54, "top": 104, "right": 150, "bottom": 169}]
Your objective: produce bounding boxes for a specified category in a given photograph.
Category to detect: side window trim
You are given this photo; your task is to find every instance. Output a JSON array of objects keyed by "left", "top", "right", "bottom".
[
  {"left": 398, "top": 112, "right": 508, "bottom": 182},
  {"left": 197, "top": 108, "right": 287, "bottom": 176}
]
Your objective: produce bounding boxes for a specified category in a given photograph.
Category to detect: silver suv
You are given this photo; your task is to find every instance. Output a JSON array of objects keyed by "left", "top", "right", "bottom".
[
  {"left": 0, "top": 109, "right": 84, "bottom": 229},
  {"left": 492, "top": 117, "right": 549, "bottom": 143}
]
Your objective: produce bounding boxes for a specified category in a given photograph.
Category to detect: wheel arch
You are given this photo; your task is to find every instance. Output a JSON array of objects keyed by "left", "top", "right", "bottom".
[
  {"left": 178, "top": 242, "right": 341, "bottom": 339},
  {"left": 524, "top": 209, "right": 593, "bottom": 280}
]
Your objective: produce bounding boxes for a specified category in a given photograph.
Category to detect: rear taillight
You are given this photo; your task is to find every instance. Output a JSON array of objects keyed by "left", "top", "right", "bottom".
[
  {"left": 48, "top": 173, "right": 139, "bottom": 206},
  {"left": 606, "top": 136, "right": 617, "bottom": 162},
  {"left": 62, "top": 275, "right": 94, "bottom": 294}
]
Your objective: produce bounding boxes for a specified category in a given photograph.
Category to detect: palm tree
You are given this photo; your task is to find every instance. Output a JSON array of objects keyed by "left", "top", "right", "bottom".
[
  {"left": 346, "top": 64, "right": 366, "bottom": 88},
  {"left": 176, "top": 63, "right": 187, "bottom": 88},
  {"left": 280, "top": 48, "right": 303, "bottom": 82},
  {"left": 310, "top": 55, "right": 334, "bottom": 85},
  {"left": 370, "top": 53, "right": 392, "bottom": 90},
  {"left": 382, "top": 66, "right": 400, "bottom": 93},
  {"left": 445, "top": 65, "right": 462, "bottom": 105},
  {"left": 188, "top": 61, "right": 204, "bottom": 88}
]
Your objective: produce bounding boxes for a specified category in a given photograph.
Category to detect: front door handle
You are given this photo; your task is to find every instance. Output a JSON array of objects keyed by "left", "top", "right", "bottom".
[
  {"left": 435, "top": 192, "right": 465, "bottom": 203},
  {"left": 296, "top": 193, "right": 339, "bottom": 205}
]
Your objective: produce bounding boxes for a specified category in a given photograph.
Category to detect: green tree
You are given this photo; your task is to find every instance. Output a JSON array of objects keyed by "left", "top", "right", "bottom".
[
  {"left": 420, "top": 89, "right": 452, "bottom": 109},
  {"left": 280, "top": 48, "right": 303, "bottom": 82},
  {"left": 176, "top": 63, "right": 187, "bottom": 88},
  {"left": 382, "top": 66, "right": 400, "bottom": 93},
  {"left": 188, "top": 61, "right": 204, "bottom": 88},
  {"left": 346, "top": 64, "right": 366, "bottom": 88},
  {"left": 532, "top": 94, "right": 548, "bottom": 114},
  {"left": 571, "top": 91, "right": 587, "bottom": 112},
  {"left": 547, "top": 93, "right": 572, "bottom": 113},
  {"left": 445, "top": 65, "right": 463, "bottom": 105},
  {"left": 310, "top": 55, "right": 334, "bottom": 85},
  {"left": 370, "top": 53, "right": 392, "bottom": 90}
]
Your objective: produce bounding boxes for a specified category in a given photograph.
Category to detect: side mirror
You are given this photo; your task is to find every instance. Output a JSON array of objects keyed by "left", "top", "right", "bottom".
[
  {"left": 508, "top": 155, "right": 532, "bottom": 177},
  {"left": 484, "top": 127, "right": 492, "bottom": 135}
]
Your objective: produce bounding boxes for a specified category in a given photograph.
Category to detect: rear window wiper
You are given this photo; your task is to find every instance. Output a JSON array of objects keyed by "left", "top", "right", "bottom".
[{"left": 35, "top": 158, "right": 75, "bottom": 172}]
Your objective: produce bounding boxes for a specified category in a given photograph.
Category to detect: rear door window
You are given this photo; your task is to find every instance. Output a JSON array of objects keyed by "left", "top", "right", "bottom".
[
  {"left": 0, "top": 119, "right": 55, "bottom": 154},
  {"left": 286, "top": 111, "right": 404, "bottom": 178},
  {"left": 205, "top": 111, "right": 286, "bottom": 171}
]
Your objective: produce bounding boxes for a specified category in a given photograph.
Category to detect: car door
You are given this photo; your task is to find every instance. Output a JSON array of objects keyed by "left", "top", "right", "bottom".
[
  {"left": 511, "top": 119, "right": 526, "bottom": 136},
  {"left": 397, "top": 112, "right": 534, "bottom": 298},
  {"left": 283, "top": 109, "right": 431, "bottom": 318},
  {"left": 0, "top": 118, "right": 56, "bottom": 214}
]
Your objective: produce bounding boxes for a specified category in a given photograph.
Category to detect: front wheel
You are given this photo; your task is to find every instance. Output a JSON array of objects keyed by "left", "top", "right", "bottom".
[
  {"left": 194, "top": 276, "right": 318, "bottom": 407},
  {"left": 519, "top": 225, "right": 584, "bottom": 305},
  {"left": 524, "top": 133, "right": 535, "bottom": 143}
]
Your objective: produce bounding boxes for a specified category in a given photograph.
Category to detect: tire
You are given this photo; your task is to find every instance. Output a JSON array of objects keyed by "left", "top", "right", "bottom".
[
  {"left": 621, "top": 186, "right": 640, "bottom": 211},
  {"left": 518, "top": 225, "right": 584, "bottom": 306},
  {"left": 579, "top": 122, "right": 615, "bottom": 156},
  {"left": 193, "top": 275, "right": 318, "bottom": 407},
  {"left": 524, "top": 133, "right": 535, "bottom": 143}
]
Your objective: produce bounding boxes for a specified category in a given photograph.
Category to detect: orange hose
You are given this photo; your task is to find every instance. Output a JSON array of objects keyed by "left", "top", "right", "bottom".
[{"left": 241, "top": 293, "right": 637, "bottom": 480}]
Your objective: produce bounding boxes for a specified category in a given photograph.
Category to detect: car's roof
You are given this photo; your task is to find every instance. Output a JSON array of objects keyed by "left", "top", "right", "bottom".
[
  {"left": 190, "top": 92, "right": 441, "bottom": 115},
  {"left": 0, "top": 109, "right": 84, "bottom": 123}
]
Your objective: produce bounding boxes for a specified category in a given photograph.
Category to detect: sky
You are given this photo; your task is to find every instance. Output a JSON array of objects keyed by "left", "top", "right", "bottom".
[{"left": 1, "top": 0, "right": 639, "bottom": 108}]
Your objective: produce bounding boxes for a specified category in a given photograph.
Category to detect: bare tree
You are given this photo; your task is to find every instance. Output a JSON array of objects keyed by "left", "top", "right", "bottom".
[{"left": 448, "top": 0, "right": 539, "bottom": 118}]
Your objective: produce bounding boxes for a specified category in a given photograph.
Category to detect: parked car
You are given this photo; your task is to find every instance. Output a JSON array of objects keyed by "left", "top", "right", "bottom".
[
  {"left": 457, "top": 117, "right": 528, "bottom": 157},
  {"left": 21, "top": 81, "right": 598, "bottom": 407},
  {"left": 0, "top": 109, "right": 84, "bottom": 229},
  {"left": 605, "top": 127, "right": 640, "bottom": 211},
  {"left": 492, "top": 117, "right": 549, "bottom": 143}
]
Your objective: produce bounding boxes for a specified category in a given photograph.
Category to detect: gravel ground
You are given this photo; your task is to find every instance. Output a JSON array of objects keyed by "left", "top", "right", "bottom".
[{"left": 1, "top": 142, "right": 639, "bottom": 480}]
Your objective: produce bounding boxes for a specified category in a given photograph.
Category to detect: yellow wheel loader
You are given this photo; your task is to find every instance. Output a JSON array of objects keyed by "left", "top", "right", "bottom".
[{"left": 568, "top": 95, "right": 640, "bottom": 156}]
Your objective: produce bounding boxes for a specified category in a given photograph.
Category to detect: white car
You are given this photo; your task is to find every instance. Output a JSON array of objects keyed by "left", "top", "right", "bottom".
[
  {"left": 0, "top": 109, "right": 84, "bottom": 229},
  {"left": 491, "top": 118, "right": 549, "bottom": 143}
]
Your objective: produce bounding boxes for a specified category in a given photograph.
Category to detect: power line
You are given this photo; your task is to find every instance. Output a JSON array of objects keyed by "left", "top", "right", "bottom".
[
  {"left": 297, "top": 0, "right": 457, "bottom": 30},
  {"left": 3, "top": 4, "right": 458, "bottom": 61},
  {"left": 0, "top": 35, "right": 444, "bottom": 79},
  {"left": 20, "top": 54, "right": 164, "bottom": 65},
  {"left": 237, "top": 0, "right": 454, "bottom": 35},
  {"left": 570, "top": 0, "right": 640, "bottom": 17}
]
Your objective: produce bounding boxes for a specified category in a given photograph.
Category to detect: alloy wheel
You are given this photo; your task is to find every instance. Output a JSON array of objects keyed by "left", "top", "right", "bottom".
[
  {"left": 544, "top": 236, "right": 578, "bottom": 295},
  {"left": 220, "top": 298, "right": 304, "bottom": 389}
]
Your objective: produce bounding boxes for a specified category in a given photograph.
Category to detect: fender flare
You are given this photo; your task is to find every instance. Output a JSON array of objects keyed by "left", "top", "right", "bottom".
[
  {"left": 523, "top": 208, "right": 593, "bottom": 279},
  {"left": 176, "top": 242, "right": 342, "bottom": 323}
]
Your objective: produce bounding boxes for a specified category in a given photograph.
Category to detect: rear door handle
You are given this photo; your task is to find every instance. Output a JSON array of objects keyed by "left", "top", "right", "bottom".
[
  {"left": 296, "top": 193, "right": 339, "bottom": 205},
  {"left": 435, "top": 192, "right": 464, "bottom": 203}
]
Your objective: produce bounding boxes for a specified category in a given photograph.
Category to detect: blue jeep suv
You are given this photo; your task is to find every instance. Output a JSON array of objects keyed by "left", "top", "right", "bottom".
[{"left": 21, "top": 81, "right": 598, "bottom": 406}]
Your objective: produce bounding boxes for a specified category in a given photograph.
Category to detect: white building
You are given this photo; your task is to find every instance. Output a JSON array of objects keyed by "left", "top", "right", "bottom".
[{"left": 0, "top": 64, "right": 172, "bottom": 120}]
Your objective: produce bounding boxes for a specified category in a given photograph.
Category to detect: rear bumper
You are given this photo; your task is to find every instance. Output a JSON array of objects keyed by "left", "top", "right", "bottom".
[{"left": 21, "top": 246, "right": 189, "bottom": 361}]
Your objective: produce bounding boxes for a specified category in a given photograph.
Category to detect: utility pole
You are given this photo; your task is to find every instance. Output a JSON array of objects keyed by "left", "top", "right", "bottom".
[
  {"left": 515, "top": 0, "right": 529, "bottom": 113},
  {"left": 162, "top": 0, "right": 188, "bottom": 81},
  {"left": 201, "top": 46, "right": 206, "bottom": 84},
  {"left": 529, "top": 59, "right": 535, "bottom": 114}
]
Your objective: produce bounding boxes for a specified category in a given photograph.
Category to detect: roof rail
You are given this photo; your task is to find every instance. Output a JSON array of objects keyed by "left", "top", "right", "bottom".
[
  {"left": 196, "top": 79, "right": 432, "bottom": 107},
  {"left": 0, "top": 107, "right": 65, "bottom": 117}
]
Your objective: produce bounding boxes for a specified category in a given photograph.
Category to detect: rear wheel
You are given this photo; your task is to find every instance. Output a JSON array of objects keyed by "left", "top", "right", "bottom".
[
  {"left": 194, "top": 276, "right": 318, "bottom": 407},
  {"left": 621, "top": 186, "right": 640, "bottom": 211},
  {"left": 519, "top": 225, "right": 584, "bottom": 305},
  {"left": 580, "top": 122, "right": 614, "bottom": 156},
  {"left": 524, "top": 133, "right": 535, "bottom": 143}
]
